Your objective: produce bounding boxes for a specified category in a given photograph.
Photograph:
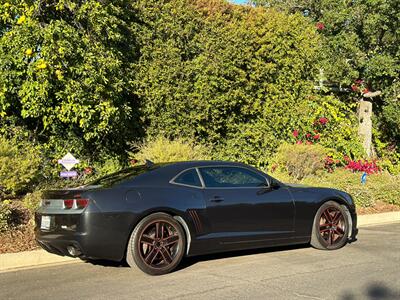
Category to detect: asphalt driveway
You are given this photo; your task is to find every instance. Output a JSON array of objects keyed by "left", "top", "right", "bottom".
[{"left": 1, "top": 223, "right": 399, "bottom": 300}]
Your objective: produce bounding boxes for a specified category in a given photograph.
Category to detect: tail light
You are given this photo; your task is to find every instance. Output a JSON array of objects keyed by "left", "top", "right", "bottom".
[
  {"left": 63, "top": 199, "right": 74, "bottom": 209},
  {"left": 63, "top": 198, "right": 89, "bottom": 210},
  {"left": 76, "top": 199, "right": 89, "bottom": 209}
]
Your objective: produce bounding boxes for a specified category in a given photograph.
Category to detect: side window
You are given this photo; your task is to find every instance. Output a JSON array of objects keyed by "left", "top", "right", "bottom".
[
  {"left": 199, "top": 167, "right": 266, "bottom": 188},
  {"left": 172, "top": 169, "right": 202, "bottom": 187}
]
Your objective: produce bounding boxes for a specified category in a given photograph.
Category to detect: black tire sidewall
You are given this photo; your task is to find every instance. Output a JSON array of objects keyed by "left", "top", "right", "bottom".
[
  {"left": 313, "top": 201, "right": 350, "bottom": 250},
  {"left": 128, "top": 213, "right": 186, "bottom": 275}
]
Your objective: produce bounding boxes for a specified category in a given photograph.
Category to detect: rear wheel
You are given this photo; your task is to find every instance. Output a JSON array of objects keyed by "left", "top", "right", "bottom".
[
  {"left": 126, "top": 213, "right": 186, "bottom": 275},
  {"left": 311, "top": 201, "right": 350, "bottom": 250}
]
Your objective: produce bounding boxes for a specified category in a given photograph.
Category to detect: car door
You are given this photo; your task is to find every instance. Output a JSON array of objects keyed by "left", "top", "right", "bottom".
[{"left": 199, "top": 166, "right": 295, "bottom": 241}]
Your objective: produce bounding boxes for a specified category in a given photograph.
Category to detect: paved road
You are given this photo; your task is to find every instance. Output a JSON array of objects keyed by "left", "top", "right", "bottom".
[{"left": 1, "top": 223, "right": 399, "bottom": 300}]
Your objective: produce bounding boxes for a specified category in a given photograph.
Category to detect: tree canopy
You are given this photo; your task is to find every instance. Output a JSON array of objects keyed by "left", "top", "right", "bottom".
[
  {"left": 0, "top": 0, "right": 141, "bottom": 160},
  {"left": 0, "top": 0, "right": 397, "bottom": 172},
  {"left": 252, "top": 0, "right": 400, "bottom": 151}
]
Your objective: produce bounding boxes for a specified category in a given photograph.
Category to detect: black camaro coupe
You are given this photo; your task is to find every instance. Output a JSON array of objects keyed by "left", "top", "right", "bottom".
[{"left": 36, "top": 161, "right": 358, "bottom": 275}]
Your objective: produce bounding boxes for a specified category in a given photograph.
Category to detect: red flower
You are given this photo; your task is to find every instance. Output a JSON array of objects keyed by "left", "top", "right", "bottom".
[
  {"left": 293, "top": 130, "right": 299, "bottom": 138},
  {"left": 313, "top": 134, "right": 320, "bottom": 140},
  {"left": 351, "top": 85, "right": 358, "bottom": 92},
  {"left": 306, "top": 141, "right": 313, "bottom": 145},
  {"left": 319, "top": 117, "right": 328, "bottom": 125},
  {"left": 345, "top": 159, "right": 380, "bottom": 174},
  {"left": 130, "top": 159, "right": 138, "bottom": 165},
  {"left": 83, "top": 167, "right": 93, "bottom": 175},
  {"left": 316, "top": 22, "right": 325, "bottom": 30},
  {"left": 362, "top": 88, "right": 369, "bottom": 94},
  {"left": 306, "top": 133, "right": 311, "bottom": 138},
  {"left": 355, "top": 79, "right": 364, "bottom": 84},
  {"left": 296, "top": 140, "right": 302, "bottom": 145}
]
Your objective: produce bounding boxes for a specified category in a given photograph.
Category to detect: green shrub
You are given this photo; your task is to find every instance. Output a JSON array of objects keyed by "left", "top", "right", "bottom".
[
  {"left": 22, "top": 191, "right": 43, "bottom": 214},
  {"left": 273, "top": 169, "right": 400, "bottom": 208},
  {"left": 272, "top": 143, "right": 331, "bottom": 180},
  {"left": 0, "top": 137, "right": 41, "bottom": 196},
  {"left": 129, "top": 136, "right": 210, "bottom": 163},
  {"left": 0, "top": 200, "right": 11, "bottom": 232},
  {"left": 91, "top": 157, "right": 123, "bottom": 178}
]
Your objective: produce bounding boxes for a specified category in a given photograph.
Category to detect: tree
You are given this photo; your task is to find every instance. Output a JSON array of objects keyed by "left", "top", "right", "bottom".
[
  {"left": 0, "top": 0, "right": 141, "bottom": 162},
  {"left": 133, "top": 0, "right": 363, "bottom": 166},
  {"left": 251, "top": 0, "right": 400, "bottom": 157}
]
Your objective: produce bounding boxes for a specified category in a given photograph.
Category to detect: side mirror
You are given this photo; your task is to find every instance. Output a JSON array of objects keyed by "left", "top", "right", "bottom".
[
  {"left": 257, "top": 178, "right": 279, "bottom": 194},
  {"left": 263, "top": 178, "right": 280, "bottom": 190}
]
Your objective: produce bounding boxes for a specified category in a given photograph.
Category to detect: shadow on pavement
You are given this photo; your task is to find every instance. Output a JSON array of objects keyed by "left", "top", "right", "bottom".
[
  {"left": 82, "top": 243, "right": 309, "bottom": 270},
  {"left": 341, "top": 282, "right": 400, "bottom": 300},
  {"left": 81, "top": 258, "right": 128, "bottom": 268},
  {"left": 177, "top": 243, "right": 310, "bottom": 271}
]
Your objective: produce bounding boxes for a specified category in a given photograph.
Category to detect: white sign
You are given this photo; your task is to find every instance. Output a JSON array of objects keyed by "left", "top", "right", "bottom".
[{"left": 58, "top": 152, "right": 80, "bottom": 171}]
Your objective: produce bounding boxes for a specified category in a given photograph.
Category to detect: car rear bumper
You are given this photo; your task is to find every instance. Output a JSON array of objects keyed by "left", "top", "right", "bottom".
[
  {"left": 36, "top": 233, "right": 86, "bottom": 258},
  {"left": 35, "top": 211, "right": 137, "bottom": 261}
]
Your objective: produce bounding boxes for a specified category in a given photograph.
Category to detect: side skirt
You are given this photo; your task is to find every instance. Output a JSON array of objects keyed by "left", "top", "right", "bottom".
[{"left": 187, "top": 236, "right": 311, "bottom": 257}]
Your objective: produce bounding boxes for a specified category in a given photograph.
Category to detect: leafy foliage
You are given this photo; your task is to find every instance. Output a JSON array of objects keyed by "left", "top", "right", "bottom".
[
  {"left": 0, "top": 0, "right": 395, "bottom": 193},
  {"left": 251, "top": 0, "right": 400, "bottom": 157},
  {"left": 273, "top": 168, "right": 400, "bottom": 208},
  {"left": 133, "top": 0, "right": 363, "bottom": 167},
  {"left": 0, "top": 200, "right": 11, "bottom": 232},
  {"left": 22, "top": 191, "right": 42, "bottom": 214},
  {"left": 129, "top": 136, "right": 210, "bottom": 163},
  {"left": 272, "top": 143, "right": 330, "bottom": 180},
  {"left": 0, "top": 0, "right": 141, "bottom": 163},
  {"left": 0, "top": 137, "right": 41, "bottom": 196}
]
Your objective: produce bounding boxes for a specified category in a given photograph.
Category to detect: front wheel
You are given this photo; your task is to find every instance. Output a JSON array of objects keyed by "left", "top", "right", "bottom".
[
  {"left": 126, "top": 213, "right": 186, "bottom": 275},
  {"left": 311, "top": 201, "right": 350, "bottom": 250}
]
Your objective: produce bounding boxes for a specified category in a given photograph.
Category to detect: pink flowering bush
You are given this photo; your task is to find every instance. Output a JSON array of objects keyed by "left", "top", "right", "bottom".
[
  {"left": 344, "top": 157, "right": 380, "bottom": 174},
  {"left": 351, "top": 79, "right": 370, "bottom": 95},
  {"left": 292, "top": 117, "right": 328, "bottom": 145},
  {"left": 315, "top": 22, "right": 325, "bottom": 30}
]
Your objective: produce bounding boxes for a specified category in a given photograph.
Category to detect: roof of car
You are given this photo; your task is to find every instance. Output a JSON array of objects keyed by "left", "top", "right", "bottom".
[{"left": 160, "top": 160, "right": 243, "bottom": 167}]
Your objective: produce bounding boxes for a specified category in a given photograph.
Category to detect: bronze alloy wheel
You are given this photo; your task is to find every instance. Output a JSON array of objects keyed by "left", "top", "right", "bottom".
[
  {"left": 137, "top": 220, "right": 180, "bottom": 268},
  {"left": 318, "top": 206, "right": 346, "bottom": 246},
  {"left": 310, "top": 201, "right": 350, "bottom": 250},
  {"left": 126, "top": 212, "right": 186, "bottom": 275}
]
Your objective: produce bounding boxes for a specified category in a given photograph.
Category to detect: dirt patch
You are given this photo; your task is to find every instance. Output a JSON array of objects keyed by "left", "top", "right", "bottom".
[
  {"left": 0, "top": 224, "right": 39, "bottom": 254},
  {"left": 357, "top": 201, "right": 400, "bottom": 215},
  {"left": 0, "top": 200, "right": 39, "bottom": 254}
]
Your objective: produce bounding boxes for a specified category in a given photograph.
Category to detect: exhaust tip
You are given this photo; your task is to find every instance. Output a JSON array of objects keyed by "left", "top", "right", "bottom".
[{"left": 67, "top": 245, "right": 82, "bottom": 257}]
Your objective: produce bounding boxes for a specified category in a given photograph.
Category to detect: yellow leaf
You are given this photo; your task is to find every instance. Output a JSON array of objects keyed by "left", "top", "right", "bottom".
[
  {"left": 37, "top": 62, "right": 47, "bottom": 69},
  {"left": 25, "top": 48, "right": 33, "bottom": 56},
  {"left": 17, "top": 15, "right": 26, "bottom": 25},
  {"left": 55, "top": 69, "right": 63, "bottom": 79}
]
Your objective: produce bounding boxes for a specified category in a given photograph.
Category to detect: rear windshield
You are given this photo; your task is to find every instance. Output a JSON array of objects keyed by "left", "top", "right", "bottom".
[{"left": 88, "top": 163, "right": 166, "bottom": 187}]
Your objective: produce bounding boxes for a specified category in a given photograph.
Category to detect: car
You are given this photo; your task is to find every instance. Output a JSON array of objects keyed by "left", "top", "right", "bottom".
[{"left": 35, "top": 160, "right": 358, "bottom": 275}]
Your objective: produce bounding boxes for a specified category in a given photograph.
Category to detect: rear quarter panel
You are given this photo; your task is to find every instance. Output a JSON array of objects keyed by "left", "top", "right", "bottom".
[{"left": 85, "top": 184, "right": 205, "bottom": 259}]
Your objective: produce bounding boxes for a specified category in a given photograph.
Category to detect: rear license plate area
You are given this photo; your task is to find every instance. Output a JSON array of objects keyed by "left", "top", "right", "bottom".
[{"left": 41, "top": 215, "right": 51, "bottom": 230}]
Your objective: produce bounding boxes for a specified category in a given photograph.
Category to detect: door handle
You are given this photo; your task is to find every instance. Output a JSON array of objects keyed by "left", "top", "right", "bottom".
[{"left": 210, "top": 196, "right": 224, "bottom": 203}]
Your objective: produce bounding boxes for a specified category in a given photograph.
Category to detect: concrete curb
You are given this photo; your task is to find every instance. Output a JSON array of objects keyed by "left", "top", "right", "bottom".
[
  {"left": 0, "top": 211, "right": 399, "bottom": 273},
  {"left": 0, "top": 249, "right": 80, "bottom": 273},
  {"left": 358, "top": 211, "right": 400, "bottom": 227}
]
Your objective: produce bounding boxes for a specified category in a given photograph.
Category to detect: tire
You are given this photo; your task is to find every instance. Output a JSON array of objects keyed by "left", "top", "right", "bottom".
[
  {"left": 310, "top": 201, "right": 350, "bottom": 250},
  {"left": 126, "top": 212, "right": 186, "bottom": 275}
]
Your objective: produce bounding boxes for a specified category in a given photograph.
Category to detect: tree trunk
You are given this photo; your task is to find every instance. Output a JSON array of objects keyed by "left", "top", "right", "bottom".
[{"left": 358, "top": 100, "right": 373, "bottom": 158}]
